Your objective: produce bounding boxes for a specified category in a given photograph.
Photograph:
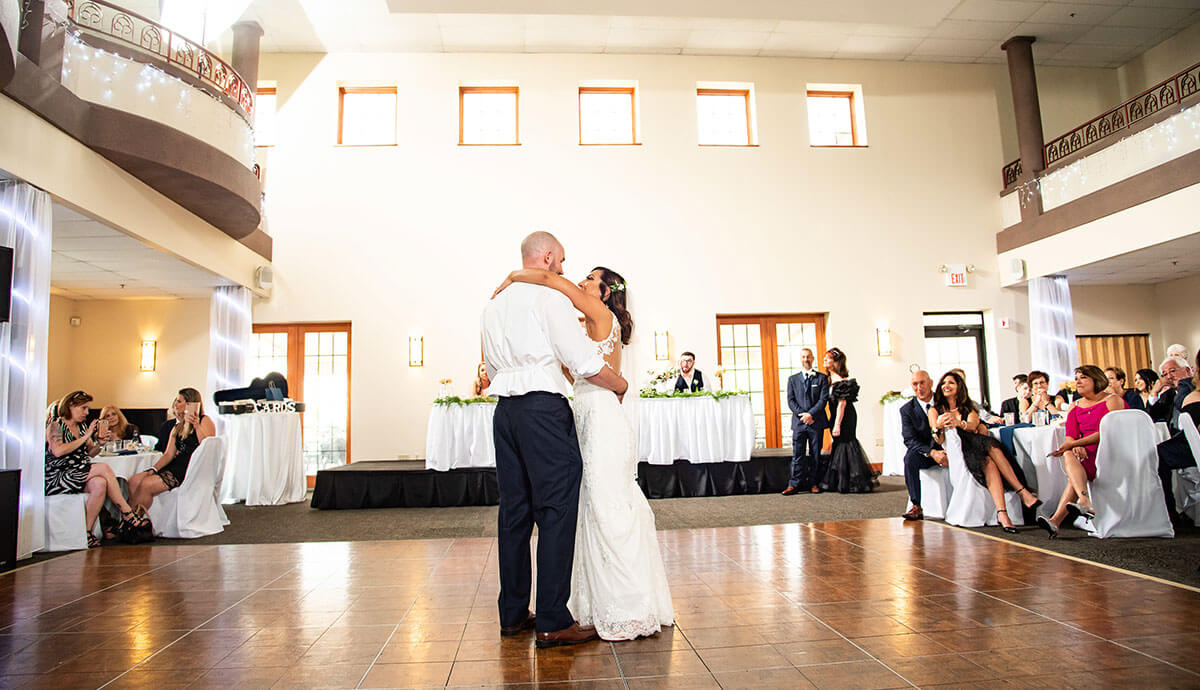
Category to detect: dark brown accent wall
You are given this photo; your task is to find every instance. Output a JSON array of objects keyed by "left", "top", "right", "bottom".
[
  {"left": 2, "top": 54, "right": 264, "bottom": 245},
  {"left": 996, "top": 146, "right": 1200, "bottom": 253}
]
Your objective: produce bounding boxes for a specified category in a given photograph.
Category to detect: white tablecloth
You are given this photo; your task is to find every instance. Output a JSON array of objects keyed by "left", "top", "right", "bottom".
[
  {"left": 994, "top": 421, "right": 1170, "bottom": 518},
  {"left": 881, "top": 398, "right": 911, "bottom": 476},
  {"left": 220, "top": 412, "right": 306, "bottom": 506},
  {"left": 637, "top": 395, "right": 754, "bottom": 465},
  {"left": 96, "top": 452, "right": 158, "bottom": 479},
  {"left": 425, "top": 403, "right": 497, "bottom": 471}
]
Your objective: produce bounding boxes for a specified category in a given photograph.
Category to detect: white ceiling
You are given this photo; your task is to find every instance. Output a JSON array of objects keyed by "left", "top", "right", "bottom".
[
  {"left": 1062, "top": 232, "right": 1200, "bottom": 285},
  {"left": 188, "top": 0, "right": 1200, "bottom": 68},
  {"left": 51, "top": 204, "right": 230, "bottom": 299}
]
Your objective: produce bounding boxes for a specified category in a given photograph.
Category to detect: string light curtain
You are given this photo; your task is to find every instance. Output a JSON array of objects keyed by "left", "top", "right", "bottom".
[
  {"left": 206, "top": 285, "right": 252, "bottom": 431},
  {"left": 0, "top": 181, "right": 52, "bottom": 559},
  {"left": 1028, "top": 276, "right": 1079, "bottom": 389}
]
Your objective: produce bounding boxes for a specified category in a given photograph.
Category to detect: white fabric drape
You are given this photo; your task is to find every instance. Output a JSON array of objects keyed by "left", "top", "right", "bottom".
[
  {"left": 206, "top": 285, "right": 251, "bottom": 433},
  {"left": 1028, "top": 276, "right": 1079, "bottom": 387},
  {"left": 0, "top": 181, "right": 52, "bottom": 559}
]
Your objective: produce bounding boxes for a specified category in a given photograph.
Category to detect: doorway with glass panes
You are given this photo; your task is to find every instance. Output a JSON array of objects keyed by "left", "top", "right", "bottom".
[
  {"left": 248, "top": 323, "right": 351, "bottom": 486},
  {"left": 716, "top": 314, "right": 827, "bottom": 449},
  {"left": 923, "top": 312, "right": 991, "bottom": 408}
]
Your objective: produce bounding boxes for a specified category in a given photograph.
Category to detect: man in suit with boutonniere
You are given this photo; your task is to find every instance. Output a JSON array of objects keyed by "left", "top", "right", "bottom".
[
  {"left": 783, "top": 348, "right": 829, "bottom": 495},
  {"left": 674, "top": 352, "right": 704, "bottom": 392}
]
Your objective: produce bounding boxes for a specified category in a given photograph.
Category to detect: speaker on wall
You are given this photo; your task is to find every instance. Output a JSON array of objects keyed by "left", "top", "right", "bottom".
[{"left": 0, "top": 245, "right": 12, "bottom": 323}]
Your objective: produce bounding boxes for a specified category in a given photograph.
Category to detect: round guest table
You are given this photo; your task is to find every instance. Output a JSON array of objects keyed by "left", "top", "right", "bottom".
[
  {"left": 96, "top": 452, "right": 158, "bottom": 479},
  {"left": 425, "top": 402, "right": 497, "bottom": 471},
  {"left": 220, "top": 412, "right": 306, "bottom": 506},
  {"left": 637, "top": 395, "right": 754, "bottom": 465}
]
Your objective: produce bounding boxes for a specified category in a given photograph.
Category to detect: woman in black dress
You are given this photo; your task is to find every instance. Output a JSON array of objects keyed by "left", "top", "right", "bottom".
[
  {"left": 818, "top": 348, "right": 877, "bottom": 493},
  {"left": 928, "top": 371, "right": 1041, "bottom": 532},
  {"left": 128, "top": 387, "right": 216, "bottom": 511},
  {"left": 45, "top": 390, "right": 146, "bottom": 547}
]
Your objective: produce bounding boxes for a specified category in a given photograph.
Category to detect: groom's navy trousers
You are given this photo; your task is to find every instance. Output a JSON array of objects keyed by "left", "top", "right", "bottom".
[{"left": 493, "top": 391, "right": 583, "bottom": 634}]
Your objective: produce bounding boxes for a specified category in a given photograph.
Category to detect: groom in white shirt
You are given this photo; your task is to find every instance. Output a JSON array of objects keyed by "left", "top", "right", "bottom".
[{"left": 481, "top": 231, "right": 629, "bottom": 649}]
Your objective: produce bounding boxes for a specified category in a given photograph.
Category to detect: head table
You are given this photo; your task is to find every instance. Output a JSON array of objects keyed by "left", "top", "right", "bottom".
[{"left": 424, "top": 394, "right": 755, "bottom": 471}]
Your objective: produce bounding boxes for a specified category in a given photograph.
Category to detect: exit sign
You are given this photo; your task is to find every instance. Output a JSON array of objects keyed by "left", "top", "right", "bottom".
[{"left": 946, "top": 264, "right": 968, "bottom": 287}]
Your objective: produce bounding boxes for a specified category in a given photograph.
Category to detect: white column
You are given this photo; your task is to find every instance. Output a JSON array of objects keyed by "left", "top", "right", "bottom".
[
  {"left": 1028, "top": 276, "right": 1079, "bottom": 388},
  {"left": 0, "top": 181, "right": 52, "bottom": 559}
]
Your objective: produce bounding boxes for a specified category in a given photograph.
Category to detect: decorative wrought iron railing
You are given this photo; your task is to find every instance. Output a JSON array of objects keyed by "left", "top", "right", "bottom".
[
  {"left": 1004, "top": 59, "right": 1200, "bottom": 190},
  {"left": 66, "top": 0, "right": 253, "bottom": 121}
]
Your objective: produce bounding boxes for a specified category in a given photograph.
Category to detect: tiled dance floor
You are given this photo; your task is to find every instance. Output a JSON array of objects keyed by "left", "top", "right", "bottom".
[{"left": 2, "top": 520, "right": 1200, "bottom": 689}]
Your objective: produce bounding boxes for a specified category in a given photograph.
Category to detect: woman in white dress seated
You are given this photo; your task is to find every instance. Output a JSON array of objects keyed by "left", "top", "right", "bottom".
[{"left": 497, "top": 265, "right": 675, "bottom": 640}]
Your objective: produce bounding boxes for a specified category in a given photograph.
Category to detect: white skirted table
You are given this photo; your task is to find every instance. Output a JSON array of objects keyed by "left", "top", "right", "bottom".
[
  {"left": 425, "top": 402, "right": 497, "bottom": 471},
  {"left": 881, "top": 398, "right": 912, "bottom": 476},
  {"left": 219, "top": 412, "right": 306, "bottom": 506},
  {"left": 637, "top": 395, "right": 754, "bottom": 464},
  {"left": 97, "top": 452, "right": 158, "bottom": 479}
]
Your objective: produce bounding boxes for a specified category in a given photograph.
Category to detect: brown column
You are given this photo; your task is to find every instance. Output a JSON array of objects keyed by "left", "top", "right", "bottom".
[
  {"left": 1002, "top": 36, "right": 1045, "bottom": 218},
  {"left": 17, "top": 0, "right": 45, "bottom": 64},
  {"left": 231, "top": 21, "right": 264, "bottom": 91}
]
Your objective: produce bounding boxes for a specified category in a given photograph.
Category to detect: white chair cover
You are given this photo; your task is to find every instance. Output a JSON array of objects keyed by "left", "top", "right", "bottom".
[
  {"left": 1171, "top": 412, "right": 1200, "bottom": 526},
  {"left": 905, "top": 466, "right": 953, "bottom": 519},
  {"left": 41, "top": 493, "right": 91, "bottom": 551},
  {"left": 148, "top": 437, "right": 231, "bottom": 539},
  {"left": 1088, "top": 410, "right": 1174, "bottom": 539},
  {"left": 943, "top": 429, "right": 1023, "bottom": 527}
]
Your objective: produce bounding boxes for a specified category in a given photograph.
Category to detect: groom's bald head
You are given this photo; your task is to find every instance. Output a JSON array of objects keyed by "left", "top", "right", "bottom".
[{"left": 521, "top": 231, "right": 565, "bottom": 274}]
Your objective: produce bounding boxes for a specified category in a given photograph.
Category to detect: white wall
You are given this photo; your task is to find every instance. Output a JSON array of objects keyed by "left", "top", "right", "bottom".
[
  {"left": 1118, "top": 21, "right": 1200, "bottom": 102},
  {"left": 249, "top": 51, "right": 1075, "bottom": 460},
  {"left": 1155, "top": 274, "right": 1200, "bottom": 361},
  {"left": 46, "top": 296, "right": 210, "bottom": 409}
]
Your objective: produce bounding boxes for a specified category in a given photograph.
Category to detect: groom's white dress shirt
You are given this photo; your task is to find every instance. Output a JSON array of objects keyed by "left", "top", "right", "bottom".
[{"left": 482, "top": 283, "right": 606, "bottom": 399}]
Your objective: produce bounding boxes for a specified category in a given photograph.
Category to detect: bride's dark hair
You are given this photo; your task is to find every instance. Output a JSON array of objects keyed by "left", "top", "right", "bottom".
[{"left": 594, "top": 266, "right": 633, "bottom": 345}]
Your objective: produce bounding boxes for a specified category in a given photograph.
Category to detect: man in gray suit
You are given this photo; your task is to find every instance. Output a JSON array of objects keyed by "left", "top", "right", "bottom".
[{"left": 782, "top": 348, "right": 830, "bottom": 495}]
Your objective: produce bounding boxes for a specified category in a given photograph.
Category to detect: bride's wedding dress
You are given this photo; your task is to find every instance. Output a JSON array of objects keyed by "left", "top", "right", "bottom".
[{"left": 569, "top": 317, "right": 675, "bottom": 640}]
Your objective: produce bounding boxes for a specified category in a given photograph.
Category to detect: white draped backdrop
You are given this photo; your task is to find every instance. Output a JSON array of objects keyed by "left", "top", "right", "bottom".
[
  {"left": 206, "top": 285, "right": 252, "bottom": 433},
  {"left": 0, "top": 181, "right": 52, "bottom": 559},
  {"left": 1028, "top": 276, "right": 1079, "bottom": 386}
]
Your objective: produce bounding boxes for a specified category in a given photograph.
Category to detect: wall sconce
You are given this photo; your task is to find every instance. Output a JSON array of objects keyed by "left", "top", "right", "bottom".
[
  {"left": 875, "top": 328, "right": 893, "bottom": 358},
  {"left": 140, "top": 340, "right": 157, "bottom": 372},
  {"left": 408, "top": 336, "right": 423, "bottom": 367},
  {"left": 654, "top": 330, "right": 670, "bottom": 361}
]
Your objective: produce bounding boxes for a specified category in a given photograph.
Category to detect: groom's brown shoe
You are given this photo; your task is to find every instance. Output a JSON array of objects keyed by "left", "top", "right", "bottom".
[
  {"left": 535, "top": 623, "right": 599, "bottom": 649},
  {"left": 500, "top": 612, "right": 535, "bottom": 637}
]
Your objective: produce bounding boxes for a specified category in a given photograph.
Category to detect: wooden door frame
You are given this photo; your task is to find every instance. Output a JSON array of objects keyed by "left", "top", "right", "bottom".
[
  {"left": 715, "top": 313, "right": 827, "bottom": 448},
  {"left": 252, "top": 322, "right": 352, "bottom": 485}
]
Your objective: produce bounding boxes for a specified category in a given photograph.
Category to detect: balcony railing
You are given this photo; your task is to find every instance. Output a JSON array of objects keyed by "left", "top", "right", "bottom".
[
  {"left": 66, "top": 0, "right": 254, "bottom": 121},
  {"left": 1002, "top": 59, "right": 1200, "bottom": 191}
]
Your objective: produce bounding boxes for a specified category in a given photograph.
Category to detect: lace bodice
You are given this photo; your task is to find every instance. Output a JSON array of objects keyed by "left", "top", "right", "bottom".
[{"left": 596, "top": 316, "right": 620, "bottom": 357}]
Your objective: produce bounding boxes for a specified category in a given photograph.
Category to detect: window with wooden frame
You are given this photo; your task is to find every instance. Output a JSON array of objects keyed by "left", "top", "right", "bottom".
[
  {"left": 337, "top": 86, "right": 397, "bottom": 146},
  {"left": 459, "top": 86, "right": 520, "bottom": 145},
  {"left": 254, "top": 86, "right": 276, "bottom": 147},
  {"left": 717, "top": 314, "right": 827, "bottom": 449},
  {"left": 579, "top": 86, "right": 638, "bottom": 145},
  {"left": 806, "top": 85, "right": 868, "bottom": 147},
  {"left": 696, "top": 88, "right": 755, "bottom": 146}
]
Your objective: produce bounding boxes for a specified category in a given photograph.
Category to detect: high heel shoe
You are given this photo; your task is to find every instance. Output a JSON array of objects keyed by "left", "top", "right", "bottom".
[
  {"left": 1018, "top": 486, "right": 1043, "bottom": 512},
  {"left": 1067, "top": 500, "right": 1095, "bottom": 521},
  {"left": 1036, "top": 515, "right": 1058, "bottom": 539},
  {"left": 997, "top": 509, "right": 1018, "bottom": 534}
]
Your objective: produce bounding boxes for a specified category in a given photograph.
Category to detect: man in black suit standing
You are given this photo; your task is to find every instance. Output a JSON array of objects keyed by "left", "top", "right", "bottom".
[
  {"left": 782, "top": 348, "right": 829, "bottom": 495},
  {"left": 900, "top": 370, "right": 947, "bottom": 521},
  {"left": 674, "top": 352, "right": 704, "bottom": 392}
]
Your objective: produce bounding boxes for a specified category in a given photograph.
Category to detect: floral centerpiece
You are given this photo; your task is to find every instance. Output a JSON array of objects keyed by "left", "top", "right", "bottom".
[
  {"left": 435, "top": 395, "right": 497, "bottom": 405},
  {"left": 879, "top": 390, "right": 911, "bottom": 405},
  {"left": 437, "top": 378, "right": 454, "bottom": 399},
  {"left": 640, "top": 366, "right": 680, "bottom": 397}
]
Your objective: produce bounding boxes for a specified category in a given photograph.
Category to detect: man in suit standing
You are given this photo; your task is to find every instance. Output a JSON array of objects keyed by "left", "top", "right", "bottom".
[
  {"left": 674, "top": 352, "right": 704, "bottom": 392},
  {"left": 782, "top": 348, "right": 829, "bottom": 495},
  {"left": 900, "top": 370, "right": 948, "bottom": 521}
]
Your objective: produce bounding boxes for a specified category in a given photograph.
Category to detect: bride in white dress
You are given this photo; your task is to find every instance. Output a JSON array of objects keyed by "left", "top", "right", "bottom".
[{"left": 496, "top": 266, "right": 674, "bottom": 640}]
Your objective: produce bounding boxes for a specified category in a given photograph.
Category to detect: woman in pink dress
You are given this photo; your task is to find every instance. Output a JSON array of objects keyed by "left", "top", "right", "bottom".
[{"left": 1036, "top": 365, "right": 1126, "bottom": 538}]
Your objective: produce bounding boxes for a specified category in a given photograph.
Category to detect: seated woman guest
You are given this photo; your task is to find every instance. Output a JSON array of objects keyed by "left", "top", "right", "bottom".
[
  {"left": 1037, "top": 366, "right": 1126, "bottom": 538},
  {"left": 1105, "top": 367, "right": 1143, "bottom": 411},
  {"left": 929, "top": 372, "right": 1041, "bottom": 533},
  {"left": 128, "top": 388, "right": 216, "bottom": 511},
  {"left": 1022, "top": 370, "right": 1065, "bottom": 421},
  {"left": 1134, "top": 368, "right": 1159, "bottom": 411},
  {"left": 45, "top": 391, "right": 147, "bottom": 547},
  {"left": 98, "top": 405, "right": 140, "bottom": 442},
  {"left": 472, "top": 362, "right": 490, "bottom": 397}
]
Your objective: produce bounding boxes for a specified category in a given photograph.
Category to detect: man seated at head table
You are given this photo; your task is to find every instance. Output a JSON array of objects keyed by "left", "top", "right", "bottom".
[
  {"left": 999, "top": 374, "right": 1030, "bottom": 420},
  {"left": 674, "top": 352, "right": 704, "bottom": 392}
]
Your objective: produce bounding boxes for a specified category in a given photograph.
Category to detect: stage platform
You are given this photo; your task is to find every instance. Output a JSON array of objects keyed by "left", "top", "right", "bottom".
[{"left": 311, "top": 451, "right": 797, "bottom": 510}]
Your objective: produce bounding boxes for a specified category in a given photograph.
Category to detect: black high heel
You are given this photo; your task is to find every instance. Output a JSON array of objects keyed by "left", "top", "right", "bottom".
[
  {"left": 1018, "top": 486, "right": 1043, "bottom": 512},
  {"left": 997, "top": 509, "right": 1018, "bottom": 534},
  {"left": 1036, "top": 515, "right": 1058, "bottom": 539}
]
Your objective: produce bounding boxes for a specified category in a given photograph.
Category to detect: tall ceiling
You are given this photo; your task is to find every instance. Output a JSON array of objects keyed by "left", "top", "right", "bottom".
[{"left": 179, "top": 0, "right": 1200, "bottom": 68}]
